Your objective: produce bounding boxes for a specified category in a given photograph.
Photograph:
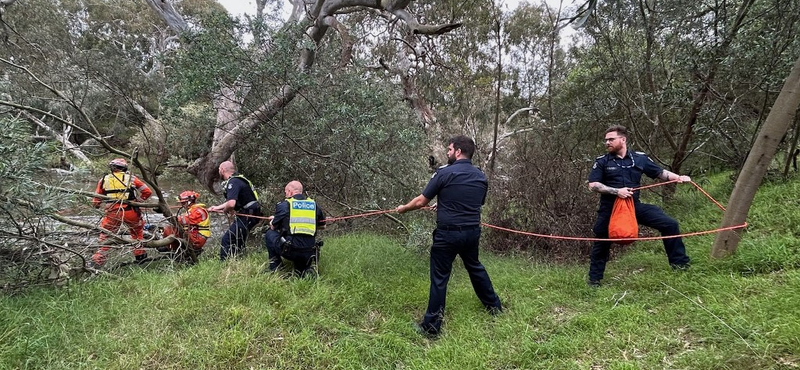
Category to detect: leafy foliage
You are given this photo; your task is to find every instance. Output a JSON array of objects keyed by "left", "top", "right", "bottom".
[
  {"left": 0, "top": 118, "right": 83, "bottom": 291},
  {"left": 241, "top": 66, "right": 428, "bottom": 214}
]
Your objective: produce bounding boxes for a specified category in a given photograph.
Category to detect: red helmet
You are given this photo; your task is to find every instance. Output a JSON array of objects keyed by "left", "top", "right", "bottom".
[
  {"left": 109, "top": 158, "right": 128, "bottom": 170},
  {"left": 177, "top": 190, "right": 199, "bottom": 203}
]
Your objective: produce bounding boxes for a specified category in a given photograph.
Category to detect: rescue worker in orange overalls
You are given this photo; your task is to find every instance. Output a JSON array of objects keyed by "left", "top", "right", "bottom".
[
  {"left": 91, "top": 158, "right": 153, "bottom": 266},
  {"left": 160, "top": 191, "right": 211, "bottom": 256}
]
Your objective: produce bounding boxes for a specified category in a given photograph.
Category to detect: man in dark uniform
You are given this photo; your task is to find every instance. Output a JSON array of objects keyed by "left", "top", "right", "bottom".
[
  {"left": 587, "top": 125, "right": 692, "bottom": 287},
  {"left": 397, "top": 135, "right": 502, "bottom": 338},
  {"left": 208, "top": 161, "right": 263, "bottom": 261},
  {"left": 264, "top": 180, "right": 326, "bottom": 277}
]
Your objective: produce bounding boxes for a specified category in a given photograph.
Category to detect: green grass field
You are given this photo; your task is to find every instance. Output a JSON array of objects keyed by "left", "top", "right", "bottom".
[{"left": 2, "top": 173, "right": 799, "bottom": 369}]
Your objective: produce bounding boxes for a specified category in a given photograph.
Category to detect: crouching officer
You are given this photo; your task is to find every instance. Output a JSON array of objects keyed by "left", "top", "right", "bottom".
[
  {"left": 264, "top": 180, "right": 326, "bottom": 277},
  {"left": 208, "top": 161, "right": 263, "bottom": 261}
]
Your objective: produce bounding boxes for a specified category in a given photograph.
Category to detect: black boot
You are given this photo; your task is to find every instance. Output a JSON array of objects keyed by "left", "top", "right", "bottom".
[
  {"left": 264, "top": 258, "right": 282, "bottom": 273},
  {"left": 134, "top": 253, "right": 149, "bottom": 264}
]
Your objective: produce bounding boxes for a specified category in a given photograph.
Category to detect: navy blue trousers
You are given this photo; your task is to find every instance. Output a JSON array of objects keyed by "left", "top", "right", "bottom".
[
  {"left": 589, "top": 201, "right": 691, "bottom": 281},
  {"left": 420, "top": 227, "right": 502, "bottom": 334},
  {"left": 264, "top": 229, "right": 317, "bottom": 273},
  {"left": 219, "top": 215, "right": 259, "bottom": 261}
]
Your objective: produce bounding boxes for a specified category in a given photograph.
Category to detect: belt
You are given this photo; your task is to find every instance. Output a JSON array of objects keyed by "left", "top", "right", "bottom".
[{"left": 437, "top": 224, "right": 480, "bottom": 231}]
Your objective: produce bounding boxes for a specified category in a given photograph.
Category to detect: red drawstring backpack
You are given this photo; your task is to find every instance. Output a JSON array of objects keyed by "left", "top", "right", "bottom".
[{"left": 609, "top": 197, "right": 638, "bottom": 244}]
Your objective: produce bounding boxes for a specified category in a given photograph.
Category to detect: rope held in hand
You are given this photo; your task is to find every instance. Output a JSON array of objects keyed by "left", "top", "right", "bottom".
[
  {"left": 480, "top": 180, "right": 747, "bottom": 242},
  {"left": 207, "top": 181, "right": 745, "bottom": 242}
]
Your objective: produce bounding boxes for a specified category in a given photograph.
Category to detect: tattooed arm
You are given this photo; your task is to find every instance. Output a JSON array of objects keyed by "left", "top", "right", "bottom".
[
  {"left": 659, "top": 170, "right": 691, "bottom": 183},
  {"left": 588, "top": 182, "right": 633, "bottom": 198}
]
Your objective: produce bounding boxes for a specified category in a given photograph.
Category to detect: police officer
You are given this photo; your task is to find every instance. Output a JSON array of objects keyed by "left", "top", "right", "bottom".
[
  {"left": 208, "top": 161, "right": 263, "bottom": 260},
  {"left": 587, "top": 125, "right": 692, "bottom": 287},
  {"left": 397, "top": 135, "right": 502, "bottom": 338},
  {"left": 264, "top": 180, "right": 326, "bottom": 277}
]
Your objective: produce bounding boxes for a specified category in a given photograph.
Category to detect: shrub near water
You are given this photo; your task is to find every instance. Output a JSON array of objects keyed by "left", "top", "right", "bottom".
[{"left": 2, "top": 174, "right": 800, "bottom": 369}]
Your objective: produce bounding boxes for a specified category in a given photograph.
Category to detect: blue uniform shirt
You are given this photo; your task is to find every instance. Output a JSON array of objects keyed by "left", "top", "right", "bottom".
[
  {"left": 224, "top": 174, "right": 258, "bottom": 211},
  {"left": 588, "top": 151, "right": 664, "bottom": 204},
  {"left": 422, "top": 159, "right": 488, "bottom": 227}
]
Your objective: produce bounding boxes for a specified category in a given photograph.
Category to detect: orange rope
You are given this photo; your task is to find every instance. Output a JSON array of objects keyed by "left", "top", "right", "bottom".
[
  {"left": 200, "top": 181, "right": 745, "bottom": 242},
  {"left": 232, "top": 212, "right": 273, "bottom": 220},
  {"left": 481, "top": 222, "right": 747, "bottom": 242},
  {"left": 325, "top": 209, "right": 397, "bottom": 222},
  {"left": 482, "top": 180, "right": 746, "bottom": 241}
]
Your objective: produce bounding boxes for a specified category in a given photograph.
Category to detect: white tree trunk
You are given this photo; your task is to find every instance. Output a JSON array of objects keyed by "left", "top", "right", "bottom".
[{"left": 21, "top": 111, "right": 92, "bottom": 165}]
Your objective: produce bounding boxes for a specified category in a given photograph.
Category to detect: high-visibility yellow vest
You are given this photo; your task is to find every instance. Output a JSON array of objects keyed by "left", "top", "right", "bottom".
[
  {"left": 222, "top": 174, "right": 259, "bottom": 201},
  {"left": 102, "top": 172, "right": 133, "bottom": 200},
  {"left": 191, "top": 203, "right": 211, "bottom": 238},
  {"left": 287, "top": 197, "right": 316, "bottom": 236}
]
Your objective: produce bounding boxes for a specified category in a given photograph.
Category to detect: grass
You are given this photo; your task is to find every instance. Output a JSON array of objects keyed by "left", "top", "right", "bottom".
[{"left": 1, "top": 173, "right": 799, "bottom": 369}]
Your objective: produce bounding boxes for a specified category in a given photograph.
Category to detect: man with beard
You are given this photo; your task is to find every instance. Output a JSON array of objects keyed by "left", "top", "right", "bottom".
[
  {"left": 587, "top": 125, "right": 692, "bottom": 287},
  {"left": 397, "top": 135, "right": 502, "bottom": 338}
]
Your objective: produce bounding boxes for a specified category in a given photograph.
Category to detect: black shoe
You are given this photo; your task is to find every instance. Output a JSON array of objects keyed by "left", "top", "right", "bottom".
[
  {"left": 263, "top": 261, "right": 282, "bottom": 274},
  {"left": 134, "top": 254, "right": 149, "bottom": 265},
  {"left": 587, "top": 280, "right": 601, "bottom": 288},
  {"left": 671, "top": 263, "right": 691, "bottom": 271},
  {"left": 412, "top": 322, "right": 439, "bottom": 339},
  {"left": 301, "top": 266, "right": 318, "bottom": 279},
  {"left": 486, "top": 305, "right": 503, "bottom": 316}
]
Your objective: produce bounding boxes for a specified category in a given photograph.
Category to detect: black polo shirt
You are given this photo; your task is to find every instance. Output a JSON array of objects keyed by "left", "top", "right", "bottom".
[
  {"left": 223, "top": 174, "right": 258, "bottom": 211},
  {"left": 588, "top": 151, "right": 663, "bottom": 204},
  {"left": 422, "top": 159, "right": 487, "bottom": 228}
]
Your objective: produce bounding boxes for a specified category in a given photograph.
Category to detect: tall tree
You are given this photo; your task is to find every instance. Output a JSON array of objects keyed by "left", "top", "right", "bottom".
[
  {"left": 711, "top": 56, "right": 800, "bottom": 258},
  {"left": 145, "top": 0, "right": 461, "bottom": 191}
]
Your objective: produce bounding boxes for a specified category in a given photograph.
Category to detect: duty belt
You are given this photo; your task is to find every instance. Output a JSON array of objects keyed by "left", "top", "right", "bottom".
[{"left": 437, "top": 224, "right": 480, "bottom": 231}]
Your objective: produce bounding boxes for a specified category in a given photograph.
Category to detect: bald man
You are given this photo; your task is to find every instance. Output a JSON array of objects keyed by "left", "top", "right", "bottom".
[
  {"left": 264, "top": 180, "right": 326, "bottom": 277},
  {"left": 208, "top": 161, "right": 263, "bottom": 260}
]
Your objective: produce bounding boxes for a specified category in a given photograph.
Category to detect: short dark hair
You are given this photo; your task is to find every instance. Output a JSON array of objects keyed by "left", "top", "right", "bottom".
[
  {"left": 449, "top": 135, "right": 476, "bottom": 159},
  {"left": 605, "top": 125, "right": 628, "bottom": 138}
]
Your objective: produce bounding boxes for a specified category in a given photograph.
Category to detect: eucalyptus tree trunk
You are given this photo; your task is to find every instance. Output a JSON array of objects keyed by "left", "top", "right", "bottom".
[
  {"left": 711, "top": 56, "right": 800, "bottom": 258},
  {"left": 144, "top": 0, "right": 461, "bottom": 192},
  {"left": 489, "top": 19, "right": 502, "bottom": 179}
]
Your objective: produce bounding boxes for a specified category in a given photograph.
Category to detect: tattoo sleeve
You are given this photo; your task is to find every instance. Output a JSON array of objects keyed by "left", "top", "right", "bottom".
[{"left": 589, "top": 183, "right": 619, "bottom": 195}]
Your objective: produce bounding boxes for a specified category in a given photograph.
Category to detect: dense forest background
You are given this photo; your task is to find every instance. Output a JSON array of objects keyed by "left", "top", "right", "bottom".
[{"left": 1, "top": 0, "right": 799, "bottom": 290}]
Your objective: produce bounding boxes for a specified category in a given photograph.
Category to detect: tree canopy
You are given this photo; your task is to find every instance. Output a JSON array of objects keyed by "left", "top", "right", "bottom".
[{"left": 0, "top": 0, "right": 799, "bottom": 288}]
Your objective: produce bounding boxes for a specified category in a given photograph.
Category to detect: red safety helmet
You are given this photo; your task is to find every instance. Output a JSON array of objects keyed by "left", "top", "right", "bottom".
[
  {"left": 108, "top": 158, "right": 128, "bottom": 171},
  {"left": 177, "top": 190, "right": 199, "bottom": 203}
]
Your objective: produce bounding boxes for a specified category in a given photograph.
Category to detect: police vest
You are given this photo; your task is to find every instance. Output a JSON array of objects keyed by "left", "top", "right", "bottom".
[
  {"left": 102, "top": 172, "right": 134, "bottom": 201},
  {"left": 287, "top": 197, "right": 316, "bottom": 236},
  {"left": 223, "top": 174, "right": 260, "bottom": 208},
  {"left": 185, "top": 203, "right": 211, "bottom": 238}
]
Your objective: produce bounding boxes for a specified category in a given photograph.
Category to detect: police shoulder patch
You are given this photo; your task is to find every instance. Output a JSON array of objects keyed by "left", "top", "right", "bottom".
[
  {"left": 592, "top": 162, "right": 597, "bottom": 169},
  {"left": 634, "top": 151, "right": 654, "bottom": 162}
]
